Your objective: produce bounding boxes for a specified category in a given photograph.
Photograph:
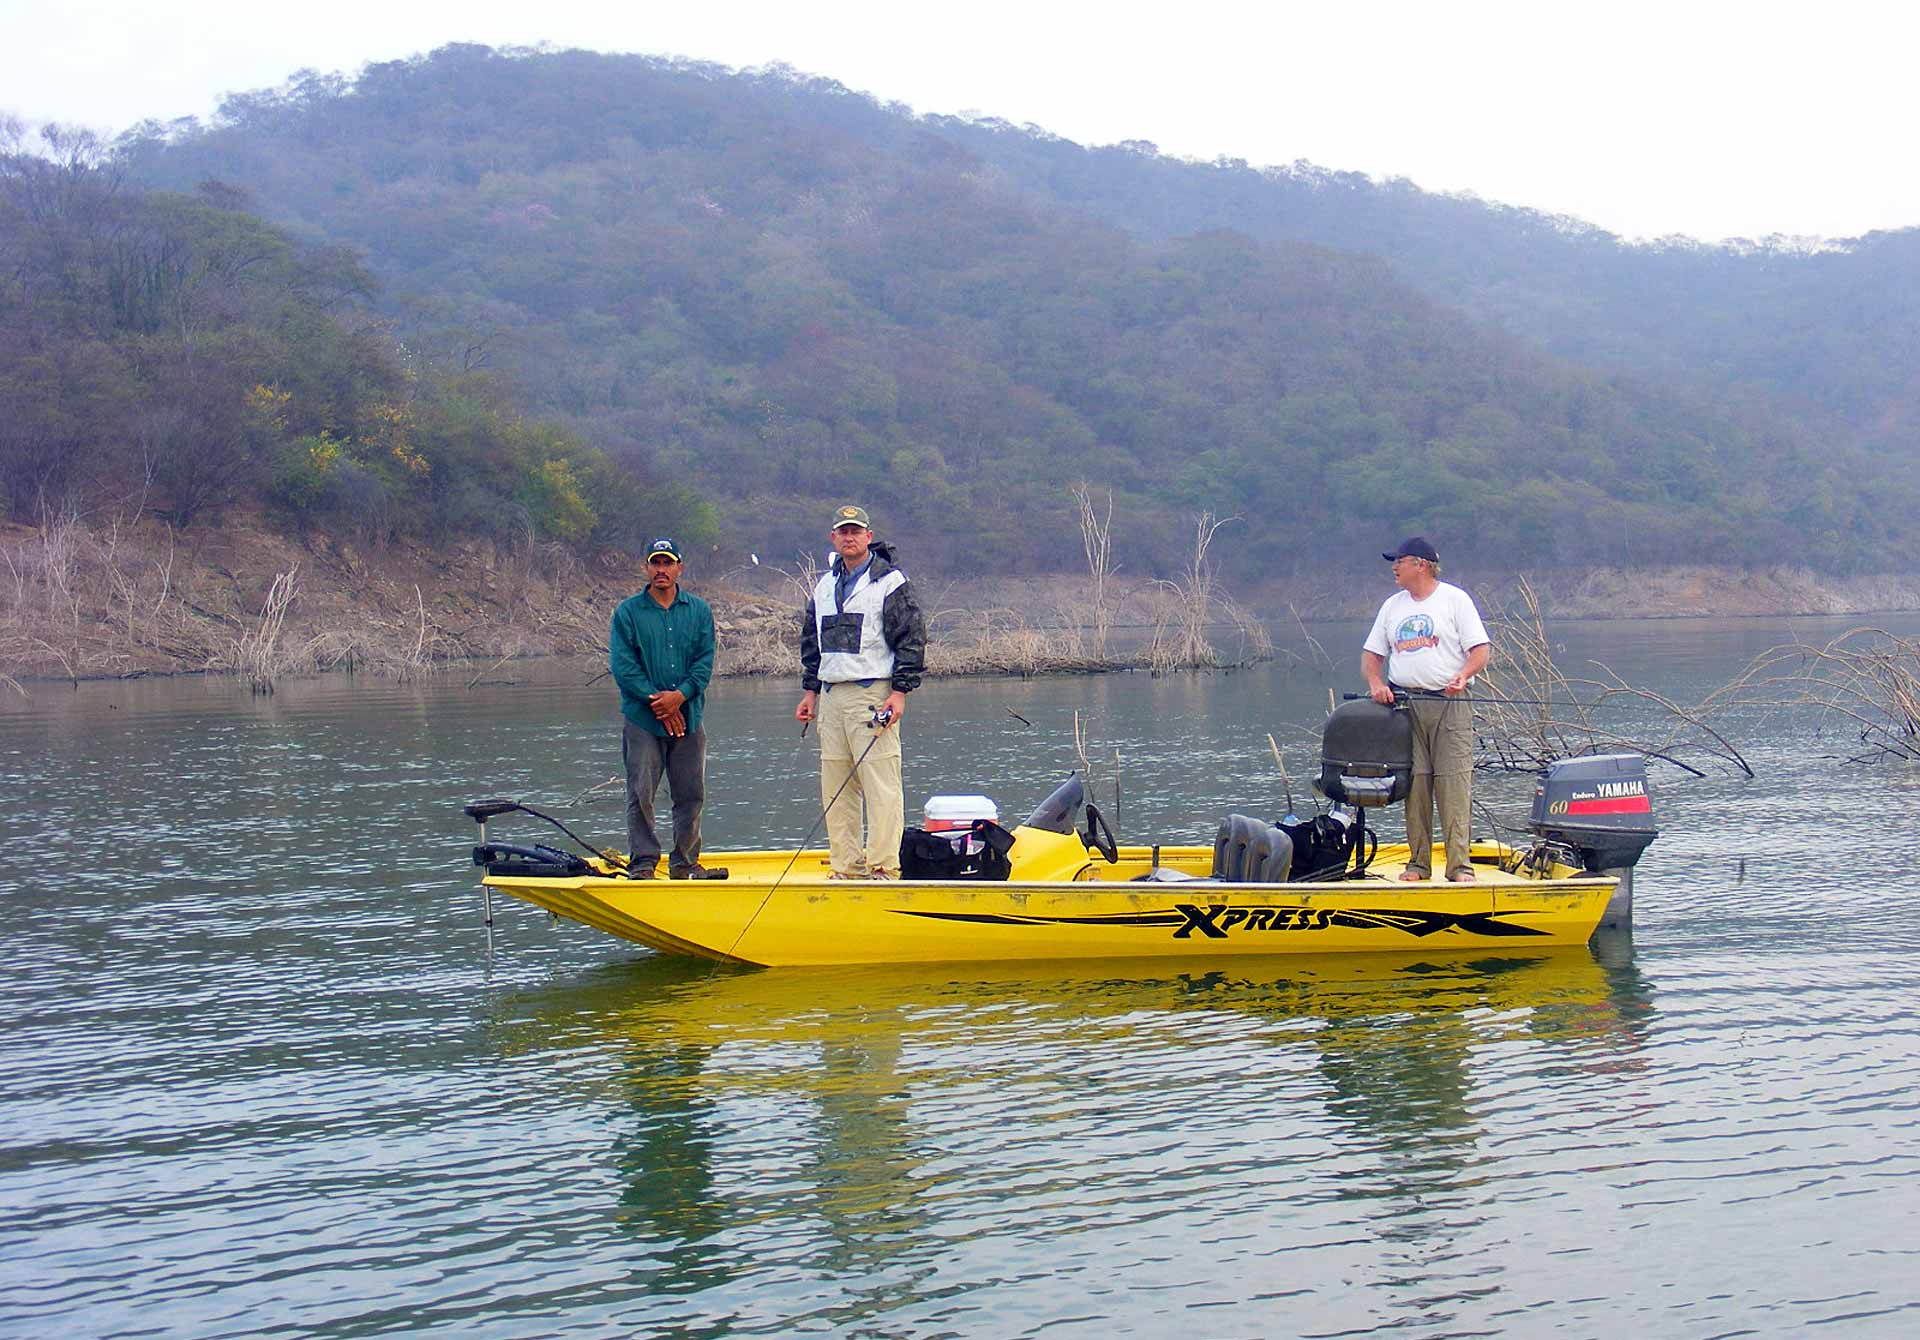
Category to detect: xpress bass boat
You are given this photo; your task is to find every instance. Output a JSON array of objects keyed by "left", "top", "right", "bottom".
[{"left": 462, "top": 700, "right": 1657, "bottom": 968}]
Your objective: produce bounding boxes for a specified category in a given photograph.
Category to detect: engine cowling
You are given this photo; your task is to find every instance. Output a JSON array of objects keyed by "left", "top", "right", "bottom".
[{"left": 1528, "top": 753, "right": 1657, "bottom": 928}]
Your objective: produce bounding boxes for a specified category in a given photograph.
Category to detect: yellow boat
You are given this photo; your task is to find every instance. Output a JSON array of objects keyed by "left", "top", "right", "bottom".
[
  {"left": 465, "top": 701, "right": 1658, "bottom": 968},
  {"left": 472, "top": 829, "right": 1611, "bottom": 967}
]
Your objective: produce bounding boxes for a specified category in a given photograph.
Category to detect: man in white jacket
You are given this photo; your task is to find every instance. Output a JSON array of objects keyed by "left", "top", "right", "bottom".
[
  {"left": 1360, "top": 536, "right": 1491, "bottom": 882},
  {"left": 796, "top": 505, "right": 927, "bottom": 879}
]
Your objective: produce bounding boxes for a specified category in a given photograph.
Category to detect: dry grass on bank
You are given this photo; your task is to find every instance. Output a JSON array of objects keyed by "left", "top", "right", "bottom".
[
  {"left": 0, "top": 506, "right": 1273, "bottom": 691},
  {"left": 706, "top": 578, "right": 1275, "bottom": 681},
  {"left": 0, "top": 511, "right": 622, "bottom": 688},
  {"left": 0, "top": 508, "right": 1277, "bottom": 690}
]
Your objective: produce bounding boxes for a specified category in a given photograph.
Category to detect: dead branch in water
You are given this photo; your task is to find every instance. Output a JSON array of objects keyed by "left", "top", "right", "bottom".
[
  {"left": 226, "top": 568, "right": 302, "bottom": 694},
  {"left": 1072, "top": 482, "right": 1118, "bottom": 661},
  {"left": 466, "top": 655, "right": 511, "bottom": 690},
  {"left": 1146, "top": 512, "right": 1235, "bottom": 673},
  {"left": 1707, "top": 626, "right": 1920, "bottom": 764},
  {"left": 1477, "top": 577, "right": 1752, "bottom": 777},
  {"left": 1288, "top": 603, "right": 1334, "bottom": 672}
]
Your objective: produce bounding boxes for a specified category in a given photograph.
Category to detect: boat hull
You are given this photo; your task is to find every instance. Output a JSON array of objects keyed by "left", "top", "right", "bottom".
[{"left": 481, "top": 832, "right": 1617, "bottom": 967}]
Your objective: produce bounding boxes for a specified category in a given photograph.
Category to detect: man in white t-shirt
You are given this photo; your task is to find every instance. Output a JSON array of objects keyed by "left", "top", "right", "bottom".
[{"left": 1361, "top": 536, "right": 1491, "bottom": 882}]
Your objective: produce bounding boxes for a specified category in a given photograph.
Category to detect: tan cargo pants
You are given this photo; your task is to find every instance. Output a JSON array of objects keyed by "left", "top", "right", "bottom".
[
  {"left": 1404, "top": 694, "right": 1475, "bottom": 879},
  {"left": 818, "top": 680, "right": 904, "bottom": 878}
]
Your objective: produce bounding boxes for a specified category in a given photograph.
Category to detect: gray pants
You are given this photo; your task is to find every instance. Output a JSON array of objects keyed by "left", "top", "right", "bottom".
[
  {"left": 1404, "top": 695, "right": 1474, "bottom": 879},
  {"left": 622, "top": 720, "right": 706, "bottom": 875}
]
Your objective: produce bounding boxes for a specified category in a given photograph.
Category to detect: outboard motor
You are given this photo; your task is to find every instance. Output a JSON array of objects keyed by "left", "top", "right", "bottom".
[
  {"left": 1311, "top": 699, "right": 1414, "bottom": 876},
  {"left": 1528, "top": 754, "right": 1658, "bottom": 928}
]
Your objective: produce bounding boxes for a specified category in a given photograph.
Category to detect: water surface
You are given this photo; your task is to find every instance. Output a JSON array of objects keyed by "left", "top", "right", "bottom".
[{"left": 3, "top": 614, "right": 1919, "bottom": 1337}]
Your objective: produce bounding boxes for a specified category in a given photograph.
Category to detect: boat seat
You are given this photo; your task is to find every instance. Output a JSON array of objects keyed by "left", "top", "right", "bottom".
[{"left": 1211, "top": 814, "right": 1294, "bottom": 883}]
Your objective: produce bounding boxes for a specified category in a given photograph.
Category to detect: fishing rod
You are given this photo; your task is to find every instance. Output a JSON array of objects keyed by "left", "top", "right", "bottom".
[
  {"left": 714, "top": 704, "right": 892, "bottom": 967},
  {"left": 1343, "top": 690, "right": 1629, "bottom": 711},
  {"left": 1265, "top": 732, "right": 1307, "bottom": 818}
]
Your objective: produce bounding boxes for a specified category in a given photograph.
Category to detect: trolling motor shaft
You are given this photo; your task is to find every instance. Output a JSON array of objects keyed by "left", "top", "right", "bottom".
[{"left": 464, "top": 800, "right": 513, "bottom": 953}]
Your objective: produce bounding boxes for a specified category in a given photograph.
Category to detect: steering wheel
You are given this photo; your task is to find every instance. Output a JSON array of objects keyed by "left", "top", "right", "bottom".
[{"left": 1081, "top": 802, "right": 1119, "bottom": 864}]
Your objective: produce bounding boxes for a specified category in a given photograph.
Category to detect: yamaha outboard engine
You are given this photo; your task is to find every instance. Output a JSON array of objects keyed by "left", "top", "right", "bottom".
[{"left": 1528, "top": 754, "right": 1658, "bottom": 928}]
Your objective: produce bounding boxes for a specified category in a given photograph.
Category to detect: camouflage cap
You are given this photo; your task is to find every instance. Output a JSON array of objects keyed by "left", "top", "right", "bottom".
[{"left": 829, "top": 504, "right": 871, "bottom": 531}]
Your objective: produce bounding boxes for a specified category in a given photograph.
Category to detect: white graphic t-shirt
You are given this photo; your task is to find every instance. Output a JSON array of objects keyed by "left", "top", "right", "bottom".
[{"left": 1362, "top": 582, "right": 1490, "bottom": 691}]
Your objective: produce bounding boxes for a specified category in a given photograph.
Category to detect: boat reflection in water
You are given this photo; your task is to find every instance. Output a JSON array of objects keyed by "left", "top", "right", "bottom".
[{"left": 487, "top": 936, "right": 1654, "bottom": 1321}]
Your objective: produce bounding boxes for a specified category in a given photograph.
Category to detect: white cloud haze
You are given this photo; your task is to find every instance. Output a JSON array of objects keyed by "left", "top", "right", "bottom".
[{"left": 3, "top": 0, "right": 1912, "bottom": 242}]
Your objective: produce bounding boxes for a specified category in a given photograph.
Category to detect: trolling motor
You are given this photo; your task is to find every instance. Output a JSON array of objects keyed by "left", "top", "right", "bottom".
[
  {"left": 464, "top": 799, "right": 598, "bottom": 876},
  {"left": 463, "top": 796, "right": 730, "bottom": 883},
  {"left": 1526, "top": 755, "right": 1658, "bottom": 928}
]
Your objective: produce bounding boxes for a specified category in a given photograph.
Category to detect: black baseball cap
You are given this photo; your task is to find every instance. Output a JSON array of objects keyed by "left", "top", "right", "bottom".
[
  {"left": 646, "top": 537, "right": 682, "bottom": 561},
  {"left": 1383, "top": 536, "right": 1439, "bottom": 562}
]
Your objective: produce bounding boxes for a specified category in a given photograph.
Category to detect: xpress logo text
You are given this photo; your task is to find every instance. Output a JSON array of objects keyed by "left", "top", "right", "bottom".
[{"left": 898, "top": 902, "right": 1551, "bottom": 939}]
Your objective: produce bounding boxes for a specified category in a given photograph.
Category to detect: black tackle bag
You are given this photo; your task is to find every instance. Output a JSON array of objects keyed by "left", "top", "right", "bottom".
[{"left": 899, "top": 819, "right": 1016, "bottom": 880}]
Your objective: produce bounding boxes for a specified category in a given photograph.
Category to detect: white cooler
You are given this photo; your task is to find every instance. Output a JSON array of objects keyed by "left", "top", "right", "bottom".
[{"left": 923, "top": 794, "right": 999, "bottom": 855}]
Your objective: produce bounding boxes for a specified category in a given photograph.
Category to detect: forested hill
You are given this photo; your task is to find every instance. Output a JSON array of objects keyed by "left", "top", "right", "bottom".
[
  {"left": 935, "top": 121, "right": 1920, "bottom": 440},
  {"left": 99, "top": 44, "right": 1911, "bottom": 577}
]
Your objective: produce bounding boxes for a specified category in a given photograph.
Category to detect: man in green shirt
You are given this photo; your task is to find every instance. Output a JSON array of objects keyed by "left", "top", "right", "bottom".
[{"left": 610, "top": 537, "right": 719, "bottom": 879}]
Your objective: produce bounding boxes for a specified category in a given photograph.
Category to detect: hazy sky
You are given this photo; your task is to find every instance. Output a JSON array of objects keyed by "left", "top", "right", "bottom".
[{"left": 4, "top": 0, "right": 1912, "bottom": 243}]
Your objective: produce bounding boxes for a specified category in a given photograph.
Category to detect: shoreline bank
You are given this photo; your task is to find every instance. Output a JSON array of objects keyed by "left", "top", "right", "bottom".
[{"left": 4, "top": 514, "right": 1915, "bottom": 686}]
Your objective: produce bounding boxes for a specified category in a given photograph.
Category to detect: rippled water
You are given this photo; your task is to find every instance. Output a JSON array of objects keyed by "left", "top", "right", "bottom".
[{"left": 4, "top": 615, "right": 1920, "bottom": 1338}]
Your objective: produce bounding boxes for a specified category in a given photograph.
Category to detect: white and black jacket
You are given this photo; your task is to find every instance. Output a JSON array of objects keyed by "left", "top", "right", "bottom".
[{"left": 799, "top": 542, "right": 926, "bottom": 693}]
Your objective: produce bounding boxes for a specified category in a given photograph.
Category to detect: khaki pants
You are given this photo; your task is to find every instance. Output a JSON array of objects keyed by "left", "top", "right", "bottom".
[
  {"left": 818, "top": 680, "right": 904, "bottom": 877},
  {"left": 1404, "top": 695, "right": 1474, "bottom": 879}
]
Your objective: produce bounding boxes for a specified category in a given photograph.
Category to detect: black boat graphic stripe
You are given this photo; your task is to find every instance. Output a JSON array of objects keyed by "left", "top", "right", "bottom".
[
  {"left": 890, "top": 910, "right": 1187, "bottom": 927},
  {"left": 889, "top": 903, "right": 1551, "bottom": 939}
]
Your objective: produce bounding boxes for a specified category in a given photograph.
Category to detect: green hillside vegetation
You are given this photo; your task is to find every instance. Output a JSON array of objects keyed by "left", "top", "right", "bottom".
[
  {"left": 0, "top": 123, "right": 713, "bottom": 553},
  {"left": 37, "top": 45, "right": 1915, "bottom": 577},
  {"left": 936, "top": 118, "right": 1920, "bottom": 439}
]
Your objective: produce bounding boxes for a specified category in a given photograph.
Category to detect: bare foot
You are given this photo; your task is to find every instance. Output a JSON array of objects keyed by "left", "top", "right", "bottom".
[
  {"left": 1398, "top": 869, "right": 1428, "bottom": 882},
  {"left": 1449, "top": 869, "right": 1477, "bottom": 882}
]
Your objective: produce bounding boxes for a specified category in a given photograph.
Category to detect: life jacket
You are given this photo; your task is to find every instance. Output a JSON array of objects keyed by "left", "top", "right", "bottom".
[{"left": 810, "top": 551, "right": 908, "bottom": 684}]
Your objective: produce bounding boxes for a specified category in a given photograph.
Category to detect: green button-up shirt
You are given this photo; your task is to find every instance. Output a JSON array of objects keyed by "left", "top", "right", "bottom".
[{"left": 610, "top": 588, "right": 715, "bottom": 737}]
